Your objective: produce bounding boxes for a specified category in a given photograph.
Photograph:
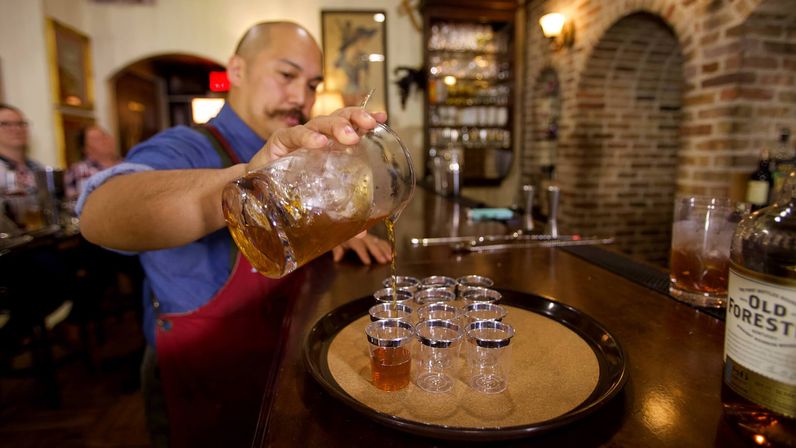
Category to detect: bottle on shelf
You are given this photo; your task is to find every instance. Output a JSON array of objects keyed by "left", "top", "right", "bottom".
[
  {"left": 771, "top": 128, "right": 794, "bottom": 197},
  {"left": 722, "top": 170, "right": 796, "bottom": 446},
  {"left": 745, "top": 147, "right": 773, "bottom": 211}
]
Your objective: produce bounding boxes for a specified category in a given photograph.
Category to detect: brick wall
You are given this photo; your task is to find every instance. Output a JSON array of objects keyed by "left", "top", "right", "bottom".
[{"left": 521, "top": 0, "right": 796, "bottom": 265}]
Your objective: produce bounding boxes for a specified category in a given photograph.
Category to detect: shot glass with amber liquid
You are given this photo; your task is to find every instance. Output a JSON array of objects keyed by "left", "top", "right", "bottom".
[{"left": 365, "top": 319, "right": 414, "bottom": 391}]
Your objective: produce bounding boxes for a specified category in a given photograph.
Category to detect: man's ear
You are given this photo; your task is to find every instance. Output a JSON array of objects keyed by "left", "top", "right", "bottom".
[{"left": 227, "top": 55, "right": 246, "bottom": 87}]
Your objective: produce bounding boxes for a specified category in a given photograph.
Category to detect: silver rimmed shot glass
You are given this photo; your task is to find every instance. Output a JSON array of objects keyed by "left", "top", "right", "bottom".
[
  {"left": 414, "top": 319, "right": 463, "bottom": 393},
  {"left": 373, "top": 287, "right": 414, "bottom": 307},
  {"left": 414, "top": 287, "right": 456, "bottom": 306},
  {"left": 419, "top": 275, "right": 457, "bottom": 292},
  {"left": 465, "top": 320, "right": 515, "bottom": 394},
  {"left": 369, "top": 302, "right": 413, "bottom": 322},
  {"left": 382, "top": 275, "right": 421, "bottom": 293},
  {"left": 461, "top": 287, "right": 502, "bottom": 306},
  {"left": 464, "top": 302, "right": 507, "bottom": 323},
  {"left": 456, "top": 275, "right": 494, "bottom": 298},
  {"left": 365, "top": 319, "right": 414, "bottom": 391},
  {"left": 417, "top": 302, "right": 463, "bottom": 326}
]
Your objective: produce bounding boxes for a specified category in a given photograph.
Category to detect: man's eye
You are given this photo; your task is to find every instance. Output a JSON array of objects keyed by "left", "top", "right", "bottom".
[{"left": 280, "top": 72, "right": 296, "bottom": 80}]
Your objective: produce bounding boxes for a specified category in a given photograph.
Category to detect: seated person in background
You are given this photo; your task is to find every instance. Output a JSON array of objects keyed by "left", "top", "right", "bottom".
[
  {"left": 0, "top": 103, "right": 41, "bottom": 194},
  {"left": 65, "top": 125, "right": 120, "bottom": 200}
]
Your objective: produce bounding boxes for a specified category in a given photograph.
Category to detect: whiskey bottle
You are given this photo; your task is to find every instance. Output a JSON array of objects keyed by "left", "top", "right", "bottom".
[
  {"left": 745, "top": 148, "right": 773, "bottom": 211},
  {"left": 722, "top": 171, "right": 796, "bottom": 446}
]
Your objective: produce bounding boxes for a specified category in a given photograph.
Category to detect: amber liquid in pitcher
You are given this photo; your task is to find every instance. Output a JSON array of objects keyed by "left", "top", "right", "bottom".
[{"left": 224, "top": 171, "right": 385, "bottom": 278}]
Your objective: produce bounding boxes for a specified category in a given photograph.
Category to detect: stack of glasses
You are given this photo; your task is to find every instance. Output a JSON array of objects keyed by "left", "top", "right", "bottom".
[{"left": 365, "top": 275, "right": 516, "bottom": 394}]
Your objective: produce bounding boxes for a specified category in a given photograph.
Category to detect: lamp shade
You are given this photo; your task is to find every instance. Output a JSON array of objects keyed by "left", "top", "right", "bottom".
[
  {"left": 311, "top": 90, "right": 345, "bottom": 117},
  {"left": 539, "top": 13, "right": 566, "bottom": 38}
]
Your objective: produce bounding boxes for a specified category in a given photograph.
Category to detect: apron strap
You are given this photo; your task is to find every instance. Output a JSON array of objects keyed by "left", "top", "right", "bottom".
[
  {"left": 150, "top": 123, "right": 246, "bottom": 321},
  {"left": 193, "top": 124, "right": 242, "bottom": 166},
  {"left": 194, "top": 124, "right": 243, "bottom": 266}
]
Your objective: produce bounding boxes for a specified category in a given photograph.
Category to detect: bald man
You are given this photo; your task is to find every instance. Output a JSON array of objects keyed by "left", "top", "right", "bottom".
[{"left": 78, "top": 22, "right": 390, "bottom": 446}]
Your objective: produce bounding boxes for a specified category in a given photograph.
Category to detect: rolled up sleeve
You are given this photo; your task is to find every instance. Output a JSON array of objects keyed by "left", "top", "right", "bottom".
[{"left": 75, "top": 162, "right": 153, "bottom": 217}]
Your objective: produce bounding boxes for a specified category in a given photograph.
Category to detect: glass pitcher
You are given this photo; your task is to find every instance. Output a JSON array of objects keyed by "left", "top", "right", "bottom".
[{"left": 222, "top": 124, "right": 415, "bottom": 278}]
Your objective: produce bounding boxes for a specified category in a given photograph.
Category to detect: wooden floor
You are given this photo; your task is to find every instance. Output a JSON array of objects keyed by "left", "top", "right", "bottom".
[{"left": 0, "top": 311, "right": 150, "bottom": 447}]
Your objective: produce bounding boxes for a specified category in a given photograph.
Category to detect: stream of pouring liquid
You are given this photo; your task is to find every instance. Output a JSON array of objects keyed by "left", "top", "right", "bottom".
[
  {"left": 385, "top": 217, "right": 397, "bottom": 308},
  {"left": 360, "top": 88, "right": 400, "bottom": 309}
]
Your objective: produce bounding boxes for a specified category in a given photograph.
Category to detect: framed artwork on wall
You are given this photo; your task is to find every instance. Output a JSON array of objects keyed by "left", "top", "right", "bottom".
[
  {"left": 56, "top": 111, "right": 95, "bottom": 167},
  {"left": 46, "top": 18, "right": 94, "bottom": 109},
  {"left": 321, "top": 10, "right": 388, "bottom": 114}
]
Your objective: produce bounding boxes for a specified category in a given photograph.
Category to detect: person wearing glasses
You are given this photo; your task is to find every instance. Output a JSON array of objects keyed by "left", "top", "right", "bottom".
[{"left": 0, "top": 104, "right": 41, "bottom": 194}]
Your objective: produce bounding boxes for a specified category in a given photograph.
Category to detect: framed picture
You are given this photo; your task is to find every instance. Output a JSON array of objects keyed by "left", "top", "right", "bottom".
[
  {"left": 56, "top": 111, "right": 95, "bottom": 167},
  {"left": 321, "top": 10, "right": 388, "bottom": 114},
  {"left": 46, "top": 18, "right": 94, "bottom": 109}
]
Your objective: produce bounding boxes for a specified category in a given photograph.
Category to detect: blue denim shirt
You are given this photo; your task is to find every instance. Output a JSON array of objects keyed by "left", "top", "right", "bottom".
[{"left": 77, "top": 104, "right": 264, "bottom": 346}]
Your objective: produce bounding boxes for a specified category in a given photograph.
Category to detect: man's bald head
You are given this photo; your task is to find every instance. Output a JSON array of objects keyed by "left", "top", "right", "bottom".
[
  {"left": 225, "top": 21, "right": 323, "bottom": 140},
  {"left": 234, "top": 21, "right": 318, "bottom": 63}
]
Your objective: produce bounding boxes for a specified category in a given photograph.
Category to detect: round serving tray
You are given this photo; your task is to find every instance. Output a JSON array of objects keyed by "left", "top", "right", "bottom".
[{"left": 303, "top": 289, "right": 628, "bottom": 441}]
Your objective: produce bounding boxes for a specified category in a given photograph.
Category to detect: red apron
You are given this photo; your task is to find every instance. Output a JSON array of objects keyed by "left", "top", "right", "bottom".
[{"left": 153, "top": 125, "right": 300, "bottom": 447}]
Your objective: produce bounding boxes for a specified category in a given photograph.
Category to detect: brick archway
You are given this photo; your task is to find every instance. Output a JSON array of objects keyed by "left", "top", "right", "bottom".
[{"left": 564, "top": 12, "right": 684, "bottom": 265}]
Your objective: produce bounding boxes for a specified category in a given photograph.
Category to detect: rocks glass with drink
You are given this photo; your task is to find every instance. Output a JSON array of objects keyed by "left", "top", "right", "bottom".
[{"left": 669, "top": 196, "right": 748, "bottom": 307}]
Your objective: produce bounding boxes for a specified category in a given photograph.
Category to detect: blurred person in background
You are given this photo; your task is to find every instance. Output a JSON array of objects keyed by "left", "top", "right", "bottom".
[
  {"left": 0, "top": 103, "right": 41, "bottom": 194},
  {"left": 65, "top": 125, "right": 121, "bottom": 200}
]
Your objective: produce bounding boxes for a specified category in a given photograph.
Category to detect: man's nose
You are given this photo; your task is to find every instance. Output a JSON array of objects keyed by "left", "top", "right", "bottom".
[{"left": 286, "top": 81, "right": 306, "bottom": 107}]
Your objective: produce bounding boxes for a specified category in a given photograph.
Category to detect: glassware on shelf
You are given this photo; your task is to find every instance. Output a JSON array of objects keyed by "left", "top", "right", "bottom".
[
  {"left": 428, "top": 22, "right": 509, "bottom": 53},
  {"left": 429, "top": 106, "right": 509, "bottom": 127},
  {"left": 429, "top": 127, "right": 510, "bottom": 150},
  {"left": 428, "top": 54, "right": 506, "bottom": 80}
]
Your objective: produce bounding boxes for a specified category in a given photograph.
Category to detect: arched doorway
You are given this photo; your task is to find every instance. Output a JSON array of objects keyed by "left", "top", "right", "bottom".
[
  {"left": 564, "top": 12, "right": 684, "bottom": 265},
  {"left": 111, "top": 54, "right": 224, "bottom": 156}
]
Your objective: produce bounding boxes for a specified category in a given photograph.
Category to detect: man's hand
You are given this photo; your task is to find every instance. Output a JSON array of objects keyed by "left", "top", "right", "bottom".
[
  {"left": 246, "top": 108, "right": 387, "bottom": 172},
  {"left": 332, "top": 232, "right": 392, "bottom": 265}
]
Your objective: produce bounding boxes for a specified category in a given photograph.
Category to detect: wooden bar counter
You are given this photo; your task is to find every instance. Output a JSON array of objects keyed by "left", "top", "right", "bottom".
[{"left": 251, "top": 187, "right": 747, "bottom": 447}]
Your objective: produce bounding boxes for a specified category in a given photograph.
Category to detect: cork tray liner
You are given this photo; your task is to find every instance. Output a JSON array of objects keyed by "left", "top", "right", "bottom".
[{"left": 327, "top": 305, "right": 599, "bottom": 429}]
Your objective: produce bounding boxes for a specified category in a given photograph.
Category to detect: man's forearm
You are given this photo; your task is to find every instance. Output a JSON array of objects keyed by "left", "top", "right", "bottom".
[{"left": 80, "top": 165, "right": 247, "bottom": 251}]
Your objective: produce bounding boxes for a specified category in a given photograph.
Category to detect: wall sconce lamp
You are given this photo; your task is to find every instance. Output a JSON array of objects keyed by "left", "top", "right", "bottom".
[
  {"left": 311, "top": 87, "right": 345, "bottom": 117},
  {"left": 539, "top": 13, "right": 575, "bottom": 50}
]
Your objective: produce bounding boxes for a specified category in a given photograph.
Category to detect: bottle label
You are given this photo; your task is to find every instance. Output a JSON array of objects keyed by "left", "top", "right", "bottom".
[
  {"left": 725, "top": 262, "right": 796, "bottom": 417},
  {"left": 745, "top": 180, "right": 769, "bottom": 206}
]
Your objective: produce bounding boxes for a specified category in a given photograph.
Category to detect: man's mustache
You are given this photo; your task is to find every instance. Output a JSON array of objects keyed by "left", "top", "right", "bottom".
[{"left": 268, "top": 108, "right": 308, "bottom": 125}]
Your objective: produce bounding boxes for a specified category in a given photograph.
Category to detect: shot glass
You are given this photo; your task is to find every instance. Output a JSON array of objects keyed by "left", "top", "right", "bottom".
[
  {"left": 373, "top": 287, "right": 414, "bottom": 307},
  {"left": 414, "top": 319, "right": 463, "bottom": 393},
  {"left": 419, "top": 275, "right": 457, "bottom": 292},
  {"left": 365, "top": 319, "right": 414, "bottom": 391},
  {"left": 464, "top": 302, "right": 507, "bottom": 323},
  {"left": 461, "top": 287, "right": 502, "bottom": 307},
  {"left": 382, "top": 276, "right": 421, "bottom": 293},
  {"left": 669, "top": 196, "right": 748, "bottom": 308},
  {"left": 369, "top": 302, "right": 413, "bottom": 322},
  {"left": 456, "top": 275, "right": 494, "bottom": 298},
  {"left": 414, "top": 287, "right": 456, "bottom": 306},
  {"left": 416, "top": 302, "right": 463, "bottom": 326},
  {"left": 466, "top": 320, "right": 515, "bottom": 394}
]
